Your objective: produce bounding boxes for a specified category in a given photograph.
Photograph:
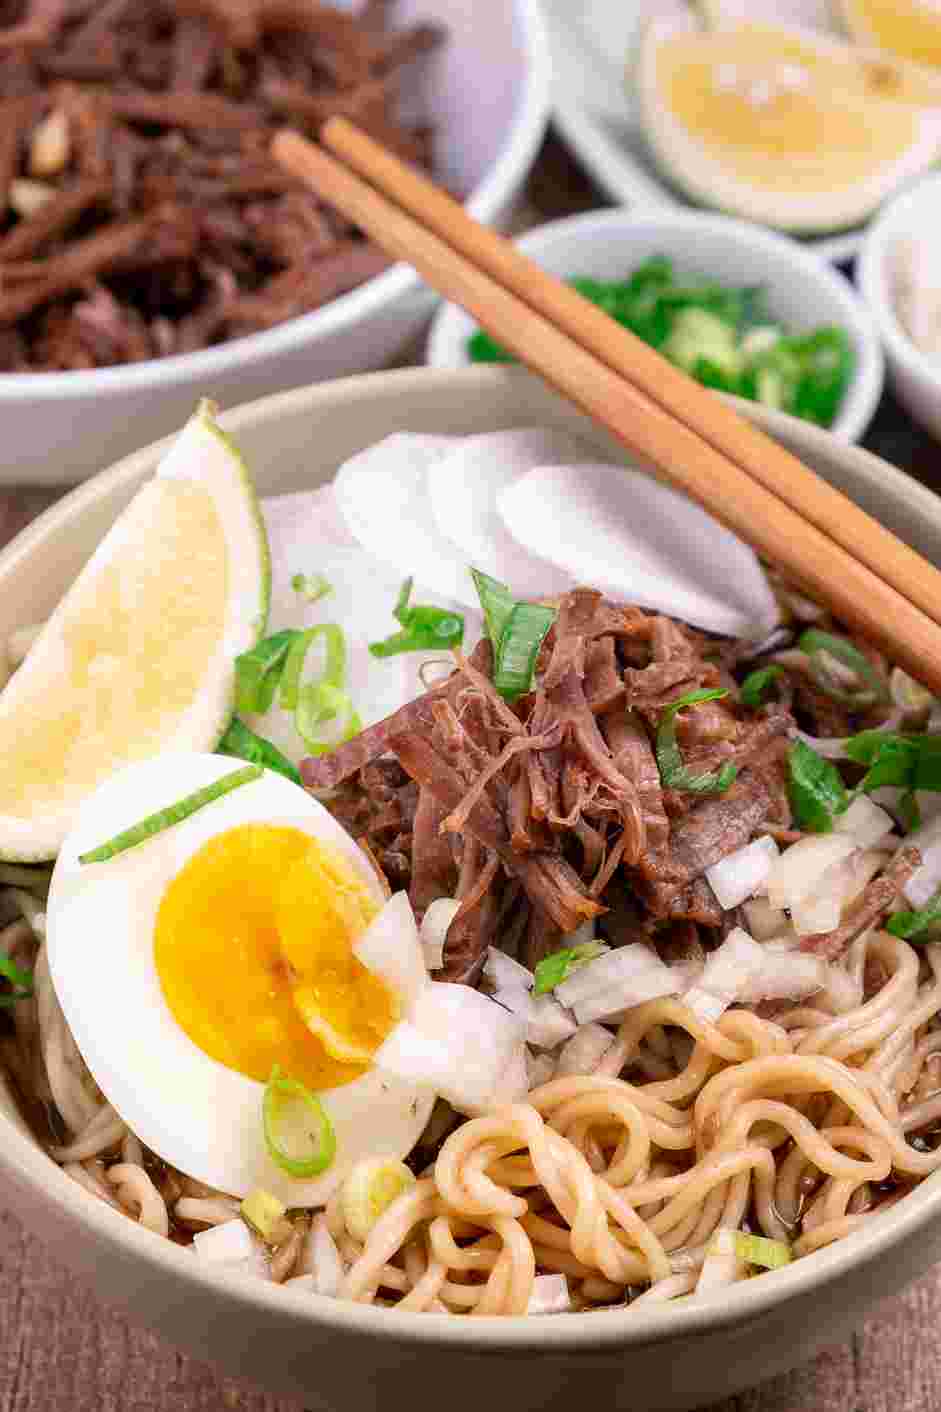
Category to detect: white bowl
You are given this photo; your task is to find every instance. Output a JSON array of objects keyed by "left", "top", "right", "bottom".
[
  {"left": 426, "top": 208, "right": 884, "bottom": 443},
  {"left": 858, "top": 173, "right": 941, "bottom": 442},
  {"left": 0, "top": 0, "right": 549, "bottom": 487},
  {"left": 2, "top": 367, "right": 941, "bottom": 1412}
]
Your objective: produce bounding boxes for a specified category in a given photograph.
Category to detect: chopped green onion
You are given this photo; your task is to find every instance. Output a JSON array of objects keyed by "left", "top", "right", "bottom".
[
  {"left": 731, "top": 1232, "right": 792, "bottom": 1270},
  {"left": 656, "top": 689, "right": 738, "bottom": 795},
  {"left": 217, "top": 718, "right": 301, "bottom": 785},
  {"left": 235, "top": 629, "right": 300, "bottom": 716},
  {"left": 470, "top": 568, "right": 515, "bottom": 648},
  {"left": 0, "top": 953, "right": 33, "bottom": 1007},
  {"left": 340, "top": 1158, "right": 416, "bottom": 1243},
  {"left": 240, "top": 1188, "right": 289, "bottom": 1243},
  {"left": 279, "top": 624, "right": 346, "bottom": 711},
  {"left": 898, "top": 790, "right": 921, "bottom": 834},
  {"left": 296, "top": 679, "right": 362, "bottom": 756},
  {"left": 844, "top": 730, "right": 920, "bottom": 795},
  {"left": 494, "top": 601, "right": 556, "bottom": 702},
  {"left": 887, "top": 885, "right": 941, "bottom": 941},
  {"left": 369, "top": 577, "right": 464, "bottom": 658},
  {"left": 534, "top": 941, "right": 607, "bottom": 996},
  {"left": 291, "top": 571, "right": 332, "bottom": 603},
  {"left": 470, "top": 569, "right": 556, "bottom": 702},
  {"left": 797, "top": 629, "right": 890, "bottom": 709},
  {"left": 740, "top": 665, "right": 784, "bottom": 708},
  {"left": 79, "top": 765, "right": 262, "bottom": 863},
  {"left": 787, "top": 739, "right": 848, "bottom": 833},
  {"left": 263, "top": 1065, "right": 336, "bottom": 1178},
  {"left": 914, "top": 736, "right": 941, "bottom": 793}
]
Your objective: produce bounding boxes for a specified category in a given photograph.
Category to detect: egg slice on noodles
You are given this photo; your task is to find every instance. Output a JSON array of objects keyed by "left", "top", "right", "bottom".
[{"left": 46, "top": 752, "right": 434, "bottom": 1206}]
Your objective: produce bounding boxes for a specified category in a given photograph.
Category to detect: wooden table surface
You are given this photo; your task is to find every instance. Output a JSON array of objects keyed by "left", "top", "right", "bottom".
[{"left": 3, "top": 131, "right": 941, "bottom": 1412}]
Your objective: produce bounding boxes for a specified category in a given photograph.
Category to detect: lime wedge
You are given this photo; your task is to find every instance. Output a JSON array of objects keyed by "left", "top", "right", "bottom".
[{"left": 0, "top": 400, "right": 269, "bottom": 861}]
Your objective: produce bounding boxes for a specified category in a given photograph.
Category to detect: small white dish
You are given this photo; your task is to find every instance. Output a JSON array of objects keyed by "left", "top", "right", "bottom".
[
  {"left": 543, "top": 0, "right": 874, "bottom": 266},
  {"left": 858, "top": 172, "right": 941, "bottom": 443},
  {"left": 426, "top": 208, "right": 884, "bottom": 444},
  {"left": 0, "top": 0, "right": 550, "bottom": 487}
]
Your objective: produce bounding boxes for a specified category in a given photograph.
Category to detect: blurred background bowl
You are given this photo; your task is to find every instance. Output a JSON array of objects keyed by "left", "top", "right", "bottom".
[
  {"left": 0, "top": 0, "right": 550, "bottom": 487},
  {"left": 858, "top": 173, "right": 941, "bottom": 444},
  {"left": 425, "top": 207, "right": 885, "bottom": 444}
]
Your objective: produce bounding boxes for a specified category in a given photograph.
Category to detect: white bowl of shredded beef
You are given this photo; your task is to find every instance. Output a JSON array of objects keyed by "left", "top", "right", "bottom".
[
  {"left": 4, "top": 366, "right": 941, "bottom": 1410},
  {"left": 0, "top": 0, "right": 550, "bottom": 484}
]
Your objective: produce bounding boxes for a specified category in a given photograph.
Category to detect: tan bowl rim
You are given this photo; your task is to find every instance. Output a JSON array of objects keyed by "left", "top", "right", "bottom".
[{"left": 4, "top": 365, "right": 940, "bottom": 1352}]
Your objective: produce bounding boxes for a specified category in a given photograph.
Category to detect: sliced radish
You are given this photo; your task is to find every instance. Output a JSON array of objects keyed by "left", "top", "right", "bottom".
[
  {"left": 833, "top": 796, "right": 894, "bottom": 849},
  {"left": 333, "top": 433, "right": 481, "bottom": 606},
  {"left": 555, "top": 1023, "right": 614, "bottom": 1077},
  {"left": 684, "top": 929, "right": 764, "bottom": 1023},
  {"left": 497, "top": 462, "right": 779, "bottom": 638},
  {"left": 425, "top": 428, "right": 583, "bottom": 599},
  {"left": 766, "top": 835, "right": 857, "bottom": 913}
]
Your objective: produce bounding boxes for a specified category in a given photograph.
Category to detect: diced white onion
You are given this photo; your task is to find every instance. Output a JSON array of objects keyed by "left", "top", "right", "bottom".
[
  {"left": 683, "top": 929, "right": 763, "bottom": 1024},
  {"left": 743, "top": 896, "right": 788, "bottom": 941},
  {"left": 491, "top": 986, "right": 534, "bottom": 1022},
  {"left": 818, "top": 961, "right": 861, "bottom": 1014},
  {"left": 766, "top": 835, "right": 857, "bottom": 913},
  {"left": 790, "top": 847, "right": 886, "bottom": 937},
  {"left": 311, "top": 1215, "right": 343, "bottom": 1297},
  {"left": 484, "top": 947, "right": 534, "bottom": 992},
  {"left": 375, "top": 983, "right": 525, "bottom": 1113},
  {"left": 418, "top": 897, "right": 461, "bottom": 971},
  {"left": 556, "top": 943, "right": 676, "bottom": 1016},
  {"left": 871, "top": 787, "right": 941, "bottom": 831},
  {"left": 525, "top": 1048, "right": 557, "bottom": 1088},
  {"left": 904, "top": 816, "right": 941, "bottom": 907},
  {"left": 526, "top": 1273, "right": 571, "bottom": 1314},
  {"left": 705, "top": 835, "right": 779, "bottom": 910},
  {"left": 555, "top": 1023, "right": 614, "bottom": 1077},
  {"left": 193, "top": 1219, "right": 256, "bottom": 1266},
  {"left": 527, "top": 993, "right": 577, "bottom": 1049},
  {"left": 352, "top": 892, "right": 428, "bottom": 1007},
  {"left": 834, "top": 796, "right": 894, "bottom": 849},
  {"left": 695, "top": 1228, "right": 746, "bottom": 1294},
  {"left": 738, "top": 942, "right": 826, "bottom": 1004}
]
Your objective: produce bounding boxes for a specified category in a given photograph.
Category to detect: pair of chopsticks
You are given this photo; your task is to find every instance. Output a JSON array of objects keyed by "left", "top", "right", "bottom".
[{"left": 272, "top": 118, "right": 941, "bottom": 694}]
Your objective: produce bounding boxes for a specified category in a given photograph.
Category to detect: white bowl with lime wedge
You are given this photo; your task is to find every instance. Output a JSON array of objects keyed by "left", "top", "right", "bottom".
[{"left": 1, "top": 367, "right": 941, "bottom": 1411}]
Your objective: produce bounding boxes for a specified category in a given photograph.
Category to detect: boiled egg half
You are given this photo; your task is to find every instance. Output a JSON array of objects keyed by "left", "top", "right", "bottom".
[{"left": 46, "top": 752, "right": 434, "bottom": 1205}]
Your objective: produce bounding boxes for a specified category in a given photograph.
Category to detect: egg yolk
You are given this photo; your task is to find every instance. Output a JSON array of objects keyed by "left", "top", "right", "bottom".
[{"left": 154, "top": 824, "right": 398, "bottom": 1092}]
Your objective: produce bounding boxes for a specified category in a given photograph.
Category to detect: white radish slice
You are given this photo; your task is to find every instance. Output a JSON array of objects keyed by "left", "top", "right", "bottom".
[
  {"left": 333, "top": 433, "right": 480, "bottom": 607},
  {"left": 245, "top": 532, "right": 409, "bottom": 764},
  {"left": 352, "top": 892, "right": 429, "bottom": 1009},
  {"left": 497, "top": 462, "right": 779, "bottom": 638},
  {"left": 425, "top": 428, "right": 584, "bottom": 598}
]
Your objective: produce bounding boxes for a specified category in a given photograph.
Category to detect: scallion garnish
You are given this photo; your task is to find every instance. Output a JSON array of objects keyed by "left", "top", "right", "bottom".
[
  {"left": 217, "top": 718, "right": 301, "bottom": 784},
  {"left": 887, "top": 885, "right": 941, "bottom": 942},
  {"left": 263, "top": 1064, "right": 336, "bottom": 1178},
  {"left": 787, "top": 738, "right": 848, "bottom": 833},
  {"left": 296, "top": 679, "right": 363, "bottom": 757},
  {"left": 533, "top": 941, "right": 607, "bottom": 996},
  {"left": 470, "top": 568, "right": 556, "bottom": 702},
  {"left": 235, "top": 630, "right": 299, "bottom": 716},
  {"left": 739, "top": 664, "right": 784, "bottom": 708},
  {"left": 898, "top": 790, "right": 921, "bottom": 834},
  {"left": 655, "top": 689, "right": 738, "bottom": 795},
  {"left": 369, "top": 577, "right": 464, "bottom": 658},
  {"left": 279, "top": 624, "right": 346, "bottom": 711},
  {"left": 78, "top": 764, "right": 262, "bottom": 864},
  {"left": 0, "top": 953, "right": 33, "bottom": 1007},
  {"left": 797, "top": 629, "right": 890, "bottom": 710},
  {"left": 291, "top": 571, "right": 332, "bottom": 603},
  {"left": 730, "top": 1232, "right": 792, "bottom": 1270}
]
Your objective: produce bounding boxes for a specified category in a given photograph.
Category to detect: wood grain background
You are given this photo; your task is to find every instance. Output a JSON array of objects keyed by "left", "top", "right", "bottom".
[{"left": 3, "top": 132, "right": 941, "bottom": 1412}]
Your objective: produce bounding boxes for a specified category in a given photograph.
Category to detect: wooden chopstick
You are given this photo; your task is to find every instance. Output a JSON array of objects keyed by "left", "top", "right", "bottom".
[
  {"left": 319, "top": 116, "right": 941, "bottom": 636},
  {"left": 271, "top": 126, "right": 941, "bottom": 694}
]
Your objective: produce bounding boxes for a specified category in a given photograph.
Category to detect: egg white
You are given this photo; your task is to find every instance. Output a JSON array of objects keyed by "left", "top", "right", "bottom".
[{"left": 46, "top": 752, "right": 434, "bottom": 1206}]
